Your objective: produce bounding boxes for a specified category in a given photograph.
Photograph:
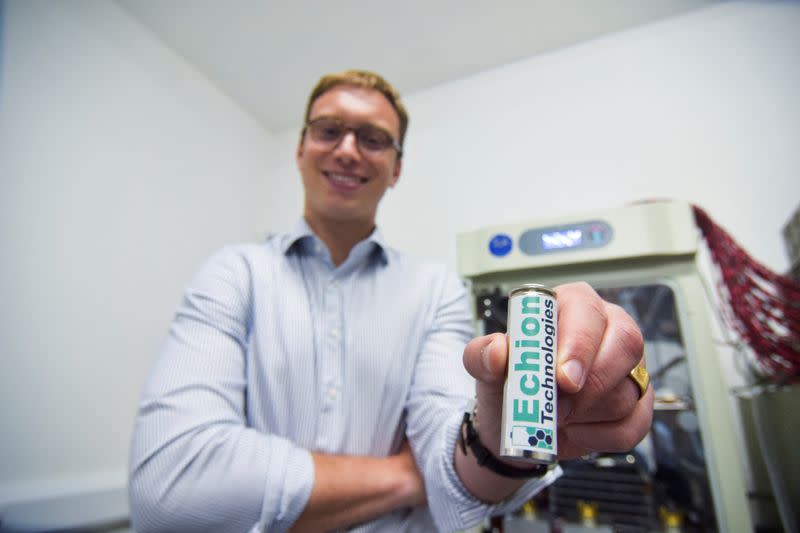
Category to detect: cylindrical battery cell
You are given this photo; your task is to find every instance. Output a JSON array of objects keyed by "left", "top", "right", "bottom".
[{"left": 501, "top": 284, "right": 558, "bottom": 463}]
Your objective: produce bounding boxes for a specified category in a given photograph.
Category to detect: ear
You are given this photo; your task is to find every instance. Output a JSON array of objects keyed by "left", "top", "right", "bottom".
[{"left": 389, "top": 157, "right": 402, "bottom": 188}]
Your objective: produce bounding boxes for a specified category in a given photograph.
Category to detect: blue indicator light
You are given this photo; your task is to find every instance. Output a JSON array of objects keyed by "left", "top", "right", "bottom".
[{"left": 489, "top": 233, "right": 513, "bottom": 257}]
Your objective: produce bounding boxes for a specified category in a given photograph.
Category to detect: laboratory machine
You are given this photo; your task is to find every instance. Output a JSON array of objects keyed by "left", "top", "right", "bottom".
[{"left": 457, "top": 200, "right": 754, "bottom": 532}]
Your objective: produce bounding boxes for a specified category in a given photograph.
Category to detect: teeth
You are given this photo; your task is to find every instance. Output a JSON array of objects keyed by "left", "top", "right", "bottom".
[{"left": 329, "top": 173, "right": 361, "bottom": 185}]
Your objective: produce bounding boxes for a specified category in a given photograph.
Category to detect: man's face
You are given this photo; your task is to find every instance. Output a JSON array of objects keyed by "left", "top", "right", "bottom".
[{"left": 297, "top": 85, "right": 402, "bottom": 227}]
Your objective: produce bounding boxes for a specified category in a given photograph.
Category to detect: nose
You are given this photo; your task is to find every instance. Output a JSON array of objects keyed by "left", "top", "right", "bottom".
[{"left": 332, "top": 130, "right": 361, "bottom": 162}]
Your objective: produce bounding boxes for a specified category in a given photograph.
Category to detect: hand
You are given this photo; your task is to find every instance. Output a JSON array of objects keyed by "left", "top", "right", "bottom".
[
  {"left": 462, "top": 282, "right": 654, "bottom": 461},
  {"left": 291, "top": 440, "right": 427, "bottom": 532},
  {"left": 393, "top": 440, "right": 427, "bottom": 508}
]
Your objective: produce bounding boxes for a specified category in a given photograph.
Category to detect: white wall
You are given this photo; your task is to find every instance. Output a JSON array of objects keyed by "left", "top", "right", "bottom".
[
  {"left": 269, "top": 1, "right": 800, "bottom": 274},
  {"left": 0, "top": 0, "right": 273, "bottom": 505}
]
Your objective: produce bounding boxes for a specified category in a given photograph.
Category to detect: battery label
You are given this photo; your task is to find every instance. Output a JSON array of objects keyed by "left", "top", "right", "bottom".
[
  {"left": 510, "top": 426, "right": 555, "bottom": 450},
  {"left": 502, "top": 287, "right": 558, "bottom": 461}
]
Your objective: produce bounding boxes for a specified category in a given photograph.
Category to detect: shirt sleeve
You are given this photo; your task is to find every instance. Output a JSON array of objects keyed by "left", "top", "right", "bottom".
[
  {"left": 403, "top": 268, "right": 561, "bottom": 532},
  {"left": 128, "top": 246, "right": 313, "bottom": 533}
]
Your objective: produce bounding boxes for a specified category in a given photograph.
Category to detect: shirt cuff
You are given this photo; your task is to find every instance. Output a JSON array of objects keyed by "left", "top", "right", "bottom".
[
  {"left": 252, "top": 437, "right": 314, "bottom": 533},
  {"left": 427, "top": 409, "right": 562, "bottom": 532}
]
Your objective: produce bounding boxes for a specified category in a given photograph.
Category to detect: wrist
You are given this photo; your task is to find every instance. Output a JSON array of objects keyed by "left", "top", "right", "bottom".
[
  {"left": 391, "top": 446, "right": 426, "bottom": 508},
  {"left": 459, "top": 407, "right": 550, "bottom": 479}
]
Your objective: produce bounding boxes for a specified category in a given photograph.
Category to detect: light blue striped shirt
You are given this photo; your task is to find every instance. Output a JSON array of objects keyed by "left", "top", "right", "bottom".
[{"left": 129, "top": 219, "right": 558, "bottom": 532}]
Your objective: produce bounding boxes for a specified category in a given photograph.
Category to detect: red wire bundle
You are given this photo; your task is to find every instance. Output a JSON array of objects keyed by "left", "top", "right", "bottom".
[{"left": 693, "top": 205, "right": 800, "bottom": 383}]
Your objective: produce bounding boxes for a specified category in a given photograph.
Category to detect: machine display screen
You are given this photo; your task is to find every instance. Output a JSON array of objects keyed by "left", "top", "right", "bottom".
[
  {"left": 518, "top": 220, "right": 612, "bottom": 256},
  {"left": 541, "top": 229, "right": 583, "bottom": 250}
]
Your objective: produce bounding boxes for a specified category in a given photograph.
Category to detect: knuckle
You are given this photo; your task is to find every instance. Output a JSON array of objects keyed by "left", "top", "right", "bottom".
[
  {"left": 615, "top": 427, "right": 643, "bottom": 451},
  {"left": 609, "top": 303, "right": 644, "bottom": 362},
  {"left": 589, "top": 297, "right": 609, "bottom": 327},
  {"left": 603, "top": 388, "right": 638, "bottom": 421},
  {"left": 557, "top": 281, "right": 598, "bottom": 300},
  {"left": 584, "top": 365, "right": 613, "bottom": 396},
  {"left": 569, "top": 327, "right": 597, "bottom": 357},
  {"left": 622, "top": 325, "right": 645, "bottom": 364},
  {"left": 629, "top": 417, "right": 651, "bottom": 448},
  {"left": 561, "top": 298, "right": 608, "bottom": 355},
  {"left": 616, "top": 399, "right": 654, "bottom": 452},
  {"left": 576, "top": 280, "right": 598, "bottom": 295}
]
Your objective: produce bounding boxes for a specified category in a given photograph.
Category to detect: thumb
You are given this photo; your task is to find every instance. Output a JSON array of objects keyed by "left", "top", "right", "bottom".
[{"left": 462, "top": 333, "right": 507, "bottom": 385}]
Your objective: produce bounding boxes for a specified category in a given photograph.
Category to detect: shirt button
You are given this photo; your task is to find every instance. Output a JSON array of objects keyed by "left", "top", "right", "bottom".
[
  {"left": 331, "top": 328, "right": 340, "bottom": 339},
  {"left": 327, "top": 387, "right": 338, "bottom": 400}
]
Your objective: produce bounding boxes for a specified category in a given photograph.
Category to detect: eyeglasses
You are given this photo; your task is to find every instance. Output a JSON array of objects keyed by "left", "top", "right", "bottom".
[{"left": 305, "top": 117, "right": 403, "bottom": 156}]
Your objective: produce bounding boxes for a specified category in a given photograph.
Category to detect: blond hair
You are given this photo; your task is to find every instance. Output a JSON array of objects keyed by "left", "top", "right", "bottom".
[{"left": 302, "top": 70, "right": 408, "bottom": 155}]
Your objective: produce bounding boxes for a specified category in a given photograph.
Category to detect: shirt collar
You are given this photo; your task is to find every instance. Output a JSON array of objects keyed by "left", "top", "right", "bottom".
[
  {"left": 279, "top": 218, "right": 315, "bottom": 255},
  {"left": 280, "top": 218, "right": 389, "bottom": 265}
]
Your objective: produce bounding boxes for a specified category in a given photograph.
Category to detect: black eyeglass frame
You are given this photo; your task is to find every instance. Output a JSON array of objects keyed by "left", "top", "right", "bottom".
[{"left": 304, "top": 116, "right": 403, "bottom": 157}]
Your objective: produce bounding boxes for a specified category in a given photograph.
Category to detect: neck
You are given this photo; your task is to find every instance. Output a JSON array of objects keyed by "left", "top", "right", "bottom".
[{"left": 304, "top": 212, "right": 375, "bottom": 266}]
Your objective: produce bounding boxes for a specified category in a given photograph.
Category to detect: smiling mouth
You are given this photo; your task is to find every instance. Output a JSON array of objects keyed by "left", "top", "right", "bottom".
[{"left": 324, "top": 171, "right": 369, "bottom": 187}]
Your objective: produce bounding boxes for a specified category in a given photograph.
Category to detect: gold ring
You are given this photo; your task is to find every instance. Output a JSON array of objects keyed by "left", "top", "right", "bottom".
[{"left": 629, "top": 362, "right": 649, "bottom": 399}]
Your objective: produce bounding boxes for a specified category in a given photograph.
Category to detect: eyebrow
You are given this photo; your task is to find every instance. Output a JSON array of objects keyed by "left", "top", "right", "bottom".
[
  {"left": 309, "top": 115, "right": 398, "bottom": 134},
  {"left": 309, "top": 115, "right": 384, "bottom": 128}
]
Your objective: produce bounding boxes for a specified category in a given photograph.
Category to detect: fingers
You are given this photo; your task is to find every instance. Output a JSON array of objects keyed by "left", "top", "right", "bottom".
[
  {"left": 558, "top": 386, "right": 655, "bottom": 460},
  {"left": 555, "top": 282, "right": 608, "bottom": 393},
  {"left": 563, "top": 303, "right": 644, "bottom": 423},
  {"left": 462, "top": 333, "right": 508, "bottom": 433},
  {"left": 561, "top": 374, "right": 640, "bottom": 425},
  {"left": 553, "top": 283, "right": 650, "bottom": 458},
  {"left": 555, "top": 283, "right": 644, "bottom": 424},
  {"left": 462, "top": 333, "right": 507, "bottom": 386}
]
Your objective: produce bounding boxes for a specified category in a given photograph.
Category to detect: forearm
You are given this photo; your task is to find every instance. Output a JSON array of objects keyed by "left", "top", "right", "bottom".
[
  {"left": 129, "top": 422, "right": 313, "bottom": 533},
  {"left": 291, "top": 448, "right": 425, "bottom": 532}
]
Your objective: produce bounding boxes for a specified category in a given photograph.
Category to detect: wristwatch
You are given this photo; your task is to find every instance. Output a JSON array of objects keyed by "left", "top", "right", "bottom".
[{"left": 458, "top": 408, "right": 550, "bottom": 479}]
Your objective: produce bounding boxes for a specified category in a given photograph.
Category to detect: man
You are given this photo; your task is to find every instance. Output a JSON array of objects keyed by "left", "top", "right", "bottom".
[{"left": 128, "top": 70, "right": 653, "bottom": 532}]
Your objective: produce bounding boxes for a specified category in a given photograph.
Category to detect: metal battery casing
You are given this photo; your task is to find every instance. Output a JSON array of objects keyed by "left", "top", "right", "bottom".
[{"left": 501, "top": 284, "right": 558, "bottom": 463}]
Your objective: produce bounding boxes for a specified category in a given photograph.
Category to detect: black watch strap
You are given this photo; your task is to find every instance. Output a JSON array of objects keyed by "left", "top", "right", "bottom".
[{"left": 458, "top": 411, "right": 550, "bottom": 479}]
